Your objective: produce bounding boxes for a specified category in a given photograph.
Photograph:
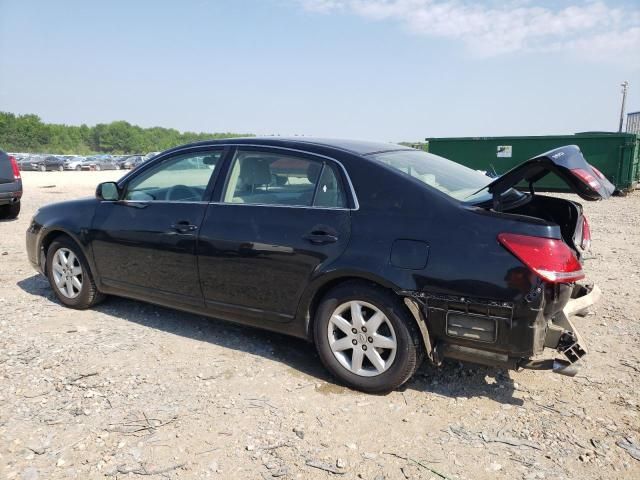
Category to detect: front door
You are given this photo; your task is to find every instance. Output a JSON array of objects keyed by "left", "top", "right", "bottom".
[
  {"left": 90, "top": 148, "right": 224, "bottom": 307},
  {"left": 197, "top": 147, "right": 352, "bottom": 323}
]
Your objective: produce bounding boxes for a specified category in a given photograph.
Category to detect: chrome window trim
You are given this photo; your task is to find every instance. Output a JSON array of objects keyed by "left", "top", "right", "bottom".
[
  {"left": 104, "top": 200, "right": 211, "bottom": 205},
  {"left": 207, "top": 201, "right": 351, "bottom": 211}
]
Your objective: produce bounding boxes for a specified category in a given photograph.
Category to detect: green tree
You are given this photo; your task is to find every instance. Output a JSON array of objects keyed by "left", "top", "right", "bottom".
[{"left": 0, "top": 111, "right": 253, "bottom": 154}]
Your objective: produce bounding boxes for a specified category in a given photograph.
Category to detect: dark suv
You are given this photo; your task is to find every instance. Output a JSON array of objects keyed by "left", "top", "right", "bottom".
[{"left": 0, "top": 149, "right": 22, "bottom": 219}]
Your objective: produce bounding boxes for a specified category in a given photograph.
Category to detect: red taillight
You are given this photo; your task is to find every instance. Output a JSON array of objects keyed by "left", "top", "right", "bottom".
[
  {"left": 498, "top": 233, "right": 584, "bottom": 283},
  {"left": 571, "top": 168, "right": 599, "bottom": 190},
  {"left": 581, "top": 216, "right": 591, "bottom": 251},
  {"left": 9, "top": 155, "right": 21, "bottom": 180}
]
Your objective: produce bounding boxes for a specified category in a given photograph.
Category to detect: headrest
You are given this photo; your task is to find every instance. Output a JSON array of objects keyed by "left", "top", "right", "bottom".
[{"left": 240, "top": 156, "right": 272, "bottom": 185}]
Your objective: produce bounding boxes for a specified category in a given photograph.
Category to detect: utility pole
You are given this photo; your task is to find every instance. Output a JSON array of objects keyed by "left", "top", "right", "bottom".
[{"left": 619, "top": 81, "right": 629, "bottom": 132}]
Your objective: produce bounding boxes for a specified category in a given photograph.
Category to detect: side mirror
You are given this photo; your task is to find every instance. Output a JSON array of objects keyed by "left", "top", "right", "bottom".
[{"left": 96, "top": 182, "right": 120, "bottom": 201}]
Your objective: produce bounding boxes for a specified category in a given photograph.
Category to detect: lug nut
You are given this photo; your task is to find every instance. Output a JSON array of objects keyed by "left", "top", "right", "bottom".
[
  {"left": 362, "top": 345, "right": 367, "bottom": 351},
  {"left": 368, "top": 337, "right": 373, "bottom": 343},
  {"left": 362, "top": 327, "right": 367, "bottom": 333},
  {"left": 351, "top": 328, "right": 357, "bottom": 334},
  {"left": 352, "top": 339, "right": 357, "bottom": 345}
]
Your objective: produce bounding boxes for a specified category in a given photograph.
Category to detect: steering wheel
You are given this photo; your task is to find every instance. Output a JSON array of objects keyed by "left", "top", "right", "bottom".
[{"left": 165, "top": 184, "right": 200, "bottom": 201}]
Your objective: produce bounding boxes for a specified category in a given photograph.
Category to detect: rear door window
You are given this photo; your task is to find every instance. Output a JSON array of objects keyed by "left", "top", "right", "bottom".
[{"left": 222, "top": 149, "right": 347, "bottom": 208}]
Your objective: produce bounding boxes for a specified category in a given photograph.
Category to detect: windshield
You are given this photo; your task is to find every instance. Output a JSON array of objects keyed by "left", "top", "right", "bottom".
[{"left": 370, "top": 149, "right": 500, "bottom": 202}]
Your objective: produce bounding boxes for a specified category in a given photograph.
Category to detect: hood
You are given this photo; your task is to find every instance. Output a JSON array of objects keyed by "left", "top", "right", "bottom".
[{"left": 485, "top": 145, "right": 615, "bottom": 201}]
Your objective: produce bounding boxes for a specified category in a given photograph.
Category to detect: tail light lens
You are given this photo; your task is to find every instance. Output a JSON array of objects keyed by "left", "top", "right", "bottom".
[
  {"left": 590, "top": 165, "right": 605, "bottom": 180},
  {"left": 581, "top": 216, "right": 591, "bottom": 251},
  {"left": 571, "top": 168, "right": 599, "bottom": 190},
  {"left": 9, "top": 155, "right": 21, "bottom": 180},
  {"left": 498, "top": 233, "right": 584, "bottom": 283}
]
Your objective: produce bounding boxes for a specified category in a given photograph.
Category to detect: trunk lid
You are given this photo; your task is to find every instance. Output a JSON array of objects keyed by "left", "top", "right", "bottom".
[{"left": 484, "top": 145, "right": 615, "bottom": 201}]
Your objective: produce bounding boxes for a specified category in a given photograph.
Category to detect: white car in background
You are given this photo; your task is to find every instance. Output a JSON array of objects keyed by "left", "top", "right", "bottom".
[{"left": 64, "top": 156, "right": 86, "bottom": 171}]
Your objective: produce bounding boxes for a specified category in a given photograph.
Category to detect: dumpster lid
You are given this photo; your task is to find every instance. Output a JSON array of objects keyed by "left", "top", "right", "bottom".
[{"left": 483, "top": 145, "right": 615, "bottom": 201}]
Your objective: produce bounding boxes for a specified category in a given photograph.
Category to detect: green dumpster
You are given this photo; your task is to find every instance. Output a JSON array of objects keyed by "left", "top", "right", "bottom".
[{"left": 425, "top": 133, "right": 640, "bottom": 193}]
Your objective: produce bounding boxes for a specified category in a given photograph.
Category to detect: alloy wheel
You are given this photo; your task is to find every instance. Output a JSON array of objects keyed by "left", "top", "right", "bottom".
[
  {"left": 327, "top": 301, "right": 397, "bottom": 377},
  {"left": 51, "top": 248, "right": 83, "bottom": 299}
]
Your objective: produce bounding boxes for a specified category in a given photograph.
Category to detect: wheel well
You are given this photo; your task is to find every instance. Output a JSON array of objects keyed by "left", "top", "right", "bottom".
[
  {"left": 305, "top": 276, "right": 402, "bottom": 338},
  {"left": 40, "top": 231, "right": 71, "bottom": 273}
]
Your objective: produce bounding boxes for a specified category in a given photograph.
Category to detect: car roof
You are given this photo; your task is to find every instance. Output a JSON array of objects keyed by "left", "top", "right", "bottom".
[{"left": 178, "top": 137, "right": 413, "bottom": 156}]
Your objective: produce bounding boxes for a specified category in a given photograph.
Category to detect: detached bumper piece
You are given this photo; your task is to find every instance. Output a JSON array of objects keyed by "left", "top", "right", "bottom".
[{"left": 522, "top": 283, "right": 599, "bottom": 376}]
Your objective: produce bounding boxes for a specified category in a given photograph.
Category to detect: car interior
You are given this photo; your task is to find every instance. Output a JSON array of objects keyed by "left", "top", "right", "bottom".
[{"left": 224, "top": 152, "right": 346, "bottom": 208}]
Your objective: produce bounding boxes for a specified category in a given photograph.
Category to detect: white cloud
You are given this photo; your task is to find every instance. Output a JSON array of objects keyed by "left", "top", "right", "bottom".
[{"left": 295, "top": 0, "right": 640, "bottom": 61}]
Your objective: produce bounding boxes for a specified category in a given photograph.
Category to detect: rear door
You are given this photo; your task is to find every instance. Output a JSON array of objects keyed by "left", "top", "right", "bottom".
[
  {"left": 197, "top": 146, "right": 352, "bottom": 323},
  {"left": 90, "top": 148, "right": 225, "bottom": 307}
]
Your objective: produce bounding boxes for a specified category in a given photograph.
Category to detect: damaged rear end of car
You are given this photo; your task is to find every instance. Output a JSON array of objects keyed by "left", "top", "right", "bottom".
[{"left": 396, "top": 145, "right": 613, "bottom": 377}]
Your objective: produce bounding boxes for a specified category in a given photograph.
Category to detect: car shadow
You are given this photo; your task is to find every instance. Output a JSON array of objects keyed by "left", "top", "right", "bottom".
[
  {"left": 18, "top": 273, "right": 522, "bottom": 404},
  {"left": 406, "top": 361, "right": 523, "bottom": 406}
]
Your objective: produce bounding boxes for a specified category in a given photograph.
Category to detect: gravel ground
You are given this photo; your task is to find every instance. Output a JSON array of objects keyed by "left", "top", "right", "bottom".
[{"left": 1, "top": 171, "right": 639, "bottom": 480}]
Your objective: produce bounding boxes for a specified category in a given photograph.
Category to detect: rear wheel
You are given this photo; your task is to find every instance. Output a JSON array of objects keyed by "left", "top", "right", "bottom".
[
  {"left": 58, "top": 165, "right": 64, "bottom": 172},
  {"left": 46, "top": 237, "right": 105, "bottom": 309},
  {"left": 0, "top": 201, "right": 20, "bottom": 219},
  {"left": 314, "top": 281, "right": 423, "bottom": 393}
]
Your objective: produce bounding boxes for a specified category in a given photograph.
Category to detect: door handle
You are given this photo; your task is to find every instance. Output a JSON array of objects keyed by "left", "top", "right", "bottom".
[
  {"left": 302, "top": 230, "right": 338, "bottom": 245},
  {"left": 171, "top": 221, "right": 198, "bottom": 234}
]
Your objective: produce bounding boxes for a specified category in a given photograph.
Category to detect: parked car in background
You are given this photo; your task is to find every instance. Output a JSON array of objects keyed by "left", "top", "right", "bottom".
[
  {"left": 113, "top": 155, "right": 129, "bottom": 169},
  {"left": 26, "top": 138, "right": 613, "bottom": 393},
  {"left": 143, "top": 152, "right": 160, "bottom": 161},
  {"left": 81, "top": 155, "right": 118, "bottom": 171},
  {"left": 121, "top": 155, "right": 145, "bottom": 169},
  {"left": 64, "top": 156, "right": 86, "bottom": 171},
  {"left": 33, "top": 155, "right": 66, "bottom": 172},
  {"left": 0, "top": 149, "right": 22, "bottom": 219},
  {"left": 15, "top": 154, "right": 38, "bottom": 171}
]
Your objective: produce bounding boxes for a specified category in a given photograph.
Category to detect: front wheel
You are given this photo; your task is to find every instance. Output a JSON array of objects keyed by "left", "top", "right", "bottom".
[
  {"left": 314, "top": 282, "right": 423, "bottom": 393},
  {"left": 46, "top": 237, "right": 105, "bottom": 309}
]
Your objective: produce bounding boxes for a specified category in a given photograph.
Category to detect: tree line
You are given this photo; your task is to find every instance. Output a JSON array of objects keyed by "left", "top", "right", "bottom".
[{"left": 0, "top": 111, "right": 253, "bottom": 154}]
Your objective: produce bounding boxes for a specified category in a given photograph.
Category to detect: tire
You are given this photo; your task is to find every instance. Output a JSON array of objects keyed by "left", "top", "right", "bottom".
[
  {"left": 75, "top": 165, "right": 81, "bottom": 171},
  {"left": 58, "top": 165, "right": 64, "bottom": 172},
  {"left": 40, "top": 165, "right": 46, "bottom": 172},
  {"left": 314, "top": 281, "right": 424, "bottom": 393},
  {"left": 95, "top": 165, "right": 101, "bottom": 171},
  {"left": 0, "top": 201, "right": 20, "bottom": 219},
  {"left": 46, "top": 237, "right": 105, "bottom": 309}
]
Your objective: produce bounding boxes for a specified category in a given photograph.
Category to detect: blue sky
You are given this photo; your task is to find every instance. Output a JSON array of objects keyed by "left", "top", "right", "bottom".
[{"left": 0, "top": 0, "right": 639, "bottom": 141}]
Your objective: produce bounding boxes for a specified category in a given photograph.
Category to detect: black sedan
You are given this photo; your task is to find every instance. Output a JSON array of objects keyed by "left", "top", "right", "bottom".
[
  {"left": 25, "top": 138, "right": 613, "bottom": 392},
  {"left": 34, "top": 155, "right": 66, "bottom": 172}
]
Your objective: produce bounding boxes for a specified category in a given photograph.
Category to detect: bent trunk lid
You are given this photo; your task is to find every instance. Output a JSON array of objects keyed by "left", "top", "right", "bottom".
[{"left": 485, "top": 145, "right": 615, "bottom": 201}]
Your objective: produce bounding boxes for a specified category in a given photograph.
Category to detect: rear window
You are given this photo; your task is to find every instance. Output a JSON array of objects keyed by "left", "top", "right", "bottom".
[
  {"left": 0, "top": 150, "right": 13, "bottom": 182},
  {"left": 370, "top": 149, "right": 495, "bottom": 202}
]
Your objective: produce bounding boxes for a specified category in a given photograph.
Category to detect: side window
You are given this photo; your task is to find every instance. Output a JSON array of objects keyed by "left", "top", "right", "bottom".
[
  {"left": 313, "top": 163, "right": 347, "bottom": 208},
  {"left": 222, "top": 150, "right": 347, "bottom": 207},
  {"left": 125, "top": 151, "right": 222, "bottom": 201},
  {"left": 222, "top": 150, "right": 308, "bottom": 206}
]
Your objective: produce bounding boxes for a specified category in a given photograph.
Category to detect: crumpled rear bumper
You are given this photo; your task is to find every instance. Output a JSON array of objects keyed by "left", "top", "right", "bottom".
[{"left": 520, "top": 283, "right": 600, "bottom": 376}]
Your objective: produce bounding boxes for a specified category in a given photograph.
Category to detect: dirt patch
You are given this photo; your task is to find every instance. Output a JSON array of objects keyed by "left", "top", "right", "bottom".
[{"left": 1, "top": 171, "right": 639, "bottom": 479}]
